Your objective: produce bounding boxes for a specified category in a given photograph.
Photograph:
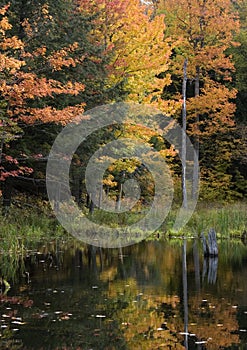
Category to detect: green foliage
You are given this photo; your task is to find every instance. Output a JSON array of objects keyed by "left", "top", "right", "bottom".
[{"left": 230, "top": 0, "right": 247, "bottom": 122}]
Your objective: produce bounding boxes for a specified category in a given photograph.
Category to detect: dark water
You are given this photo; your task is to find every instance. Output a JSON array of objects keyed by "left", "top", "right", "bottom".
[{"left": 1, "top": 239, "right": 247, "bottom": 350}]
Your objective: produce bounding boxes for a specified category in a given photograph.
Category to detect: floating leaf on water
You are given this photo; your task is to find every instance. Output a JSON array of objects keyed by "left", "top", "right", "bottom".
[
  {"left": 60, "top": 315, "right": 70, "bottom": 320},
  {"left": 12, "top": 321, "right": 26, "bottom": 325},
  {"left": 12, "top": 317, "right": 22, "bottom": 321}
]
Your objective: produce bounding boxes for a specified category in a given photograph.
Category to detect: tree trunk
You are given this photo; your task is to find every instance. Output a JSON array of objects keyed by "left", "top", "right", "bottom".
[
  {"left": 201, "top": 229, "right": 218, "bottom": 257},
  {"left": 116, "top": 182, "right": 123, "bottom": 211},
  {"left": 89, "top": 192, "right": 95, "bottom": 214},
  {"left": 182, "top": 59, "right": 188, "bottom": 209},
  {"left": 192, "top": 65, "right": 200, "bottom": 199},
  {"left": 208, "top": 228, "right": 218, "bottom": 256}
]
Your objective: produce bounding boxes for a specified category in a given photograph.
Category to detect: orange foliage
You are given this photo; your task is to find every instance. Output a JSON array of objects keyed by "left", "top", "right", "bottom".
[
  {"left": 159, "top": 0, "right": 240, "bottom": 132},
  {"left": 0, "top": 6, "right": 85, "bottom": 126}
]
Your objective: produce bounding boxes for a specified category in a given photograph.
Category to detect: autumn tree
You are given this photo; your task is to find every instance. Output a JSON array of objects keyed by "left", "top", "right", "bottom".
[
  {"left": 77, "top": 0, "right": 177, "bottom": 112},
  {"left": 0, "top": 3, "right": 88, "bottom": 182},
  {"left": 67, "top": 0, "right": 179, "bottom": 208},
  {"left": 157, "top": 0, "right": 241, "bottom": 200}
]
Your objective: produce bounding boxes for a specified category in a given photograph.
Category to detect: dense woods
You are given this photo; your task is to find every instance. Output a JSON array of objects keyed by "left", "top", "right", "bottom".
[{"left": 0, "top": 0, "right": 246, "bottom": 206}]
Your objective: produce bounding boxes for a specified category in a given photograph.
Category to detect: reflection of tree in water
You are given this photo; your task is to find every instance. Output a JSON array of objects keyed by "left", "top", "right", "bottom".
[
  {"left": 107, "top": 279, "right": 184, "bottom": 350},
  {"left": 202, "top": 257, "right": 218, "bottom": 284},
  {"left": 109, "top": 240, "right": 241, "bottom": 350},
  {"left": 0, "top": 240, "right": 246, "bottom": 349}
]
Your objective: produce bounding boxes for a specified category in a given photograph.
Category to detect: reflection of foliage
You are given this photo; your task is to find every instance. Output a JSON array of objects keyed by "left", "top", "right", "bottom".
[
  {"left": 106, "top": 279, "right": 184, "bottom": 349},
  {"left": 188, "top": 296, "right": 239, "bottom": 349},
  {"left": 0, "top": 240, "right": 247, "bottom": 349}
]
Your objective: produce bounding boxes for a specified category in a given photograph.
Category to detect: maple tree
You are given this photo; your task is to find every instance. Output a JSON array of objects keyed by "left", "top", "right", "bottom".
[
  {"left": 77, "top": 0, "right": 178, "bottom": 113},
  {"left": 157, "top": 0, "right": 241, "bottom": 199},
  {"left": 0, "top": 3, "right": 87, "bottom": 181},
  {"left": 0, "top": 0, "right": 128, "bottom": 184},
  {"left": 72, "top": 0, "right": 181, "bottom": 207}
]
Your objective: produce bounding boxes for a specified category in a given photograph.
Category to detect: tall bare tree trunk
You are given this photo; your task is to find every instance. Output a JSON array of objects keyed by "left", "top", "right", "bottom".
[
  {"left": 182, "top": 59, "right": 188, "bottom": 209},
  {"left": 192, "top": 65, "right": 200, "bottom": 199}
]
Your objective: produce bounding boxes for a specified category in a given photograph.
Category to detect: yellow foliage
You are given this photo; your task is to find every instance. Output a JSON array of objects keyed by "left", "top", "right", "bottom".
[{"left": 79, "top": 0, "right": 173, "bottom": 105}]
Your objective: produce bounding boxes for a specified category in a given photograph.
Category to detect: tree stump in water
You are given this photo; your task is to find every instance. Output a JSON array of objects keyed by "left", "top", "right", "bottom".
[{"left": 201, "top": 228, "right": 218, "bottom": 257}]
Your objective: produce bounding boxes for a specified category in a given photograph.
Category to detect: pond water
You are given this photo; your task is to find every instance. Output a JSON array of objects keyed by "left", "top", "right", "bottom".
[{"left": 1, "top": 239, "right": 247, "bottom": 349}]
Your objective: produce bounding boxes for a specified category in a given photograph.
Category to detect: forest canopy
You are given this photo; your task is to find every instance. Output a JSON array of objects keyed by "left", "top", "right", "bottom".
[{"left": 0, "top": 0, "right": 246, "bottom": 203}]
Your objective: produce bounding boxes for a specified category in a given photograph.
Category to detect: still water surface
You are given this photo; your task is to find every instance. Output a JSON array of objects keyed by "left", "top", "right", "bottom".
[{"left": 1, "top": 239, "right": 247, "bottom": 349}]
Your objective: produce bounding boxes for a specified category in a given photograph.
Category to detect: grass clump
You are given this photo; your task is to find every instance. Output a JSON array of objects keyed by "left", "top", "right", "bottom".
[
  {"left": 0, "top": 199, "right": 69, "bottom": 255},
  {"left": 183, "top": 202, "right": 247, "bottom": 238}
]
